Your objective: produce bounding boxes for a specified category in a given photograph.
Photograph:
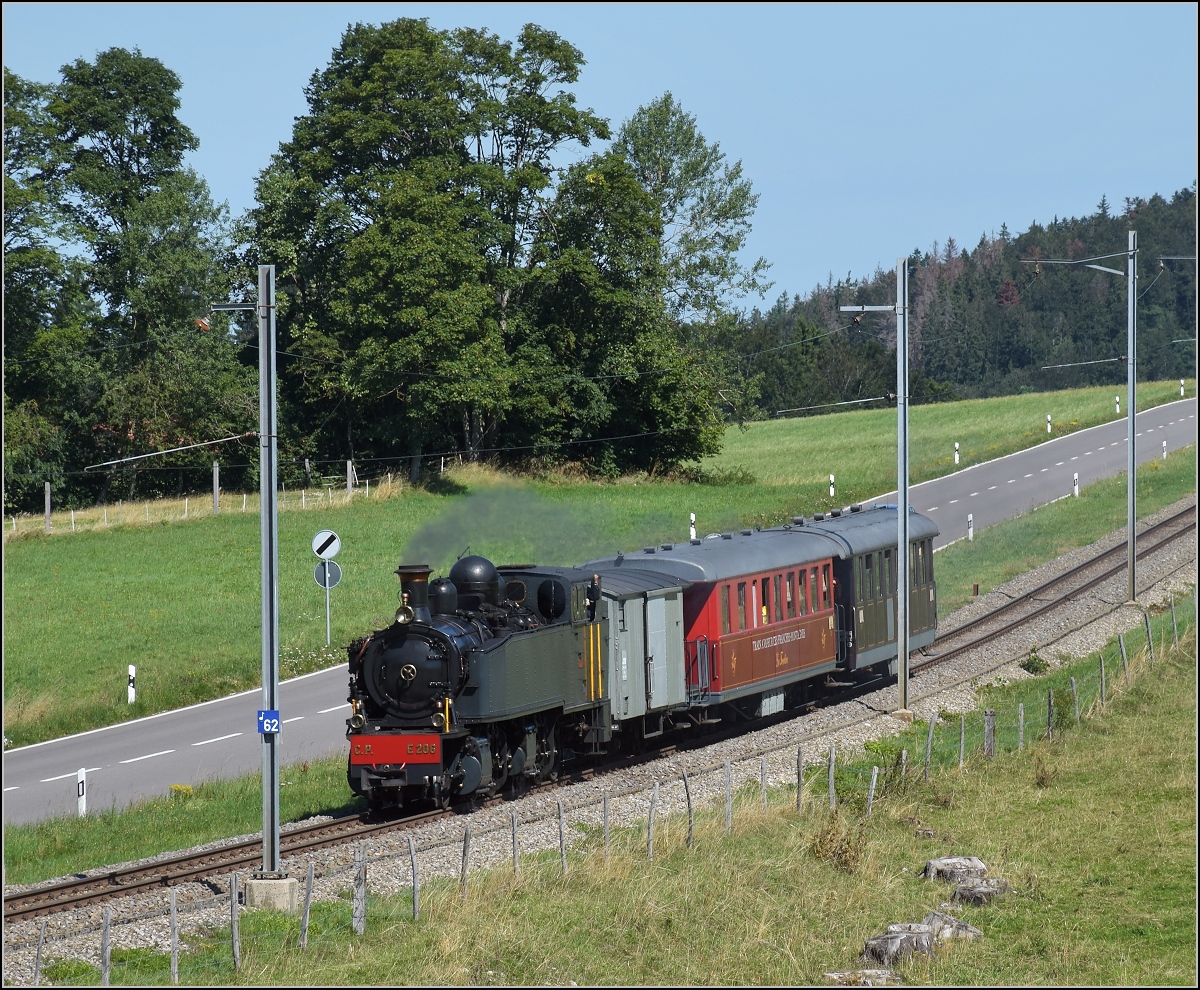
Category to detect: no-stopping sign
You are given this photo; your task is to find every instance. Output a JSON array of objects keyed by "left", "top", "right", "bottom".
[{"left": 312, "top": 529, "right": 341, "bottom": 559}]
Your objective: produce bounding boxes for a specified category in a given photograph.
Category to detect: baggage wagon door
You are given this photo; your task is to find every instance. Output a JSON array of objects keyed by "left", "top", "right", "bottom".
[{"left": 646, "top": 591, "right": 685, "bottom": 710}]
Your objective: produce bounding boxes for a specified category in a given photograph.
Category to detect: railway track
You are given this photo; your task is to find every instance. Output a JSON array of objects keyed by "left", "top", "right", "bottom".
[
  {"left": 913, "top": 502, "right": 1195, "bottom": 673},
  {"left": 6, "top": 502, "right": 1194, "bottom": 925}
]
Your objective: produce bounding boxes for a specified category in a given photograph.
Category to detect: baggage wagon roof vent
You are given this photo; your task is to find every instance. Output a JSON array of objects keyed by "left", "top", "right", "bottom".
[
  {"left": 850, "top": 503, "right": 862, "bottom": 512},
  {"left": 814, "top": 513, "right": 825, "bottom": 521},
  {"left": 792, "top": 516, "right": 806, "bottom": 525},
  {"left": 643, "top": 546, "right": 656, "bottom": 554}
]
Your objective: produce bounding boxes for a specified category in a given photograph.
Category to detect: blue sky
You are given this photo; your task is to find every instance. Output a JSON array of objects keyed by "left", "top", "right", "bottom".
[{"left": 4, "top": 2, "right": 1196, "bottom": 306}]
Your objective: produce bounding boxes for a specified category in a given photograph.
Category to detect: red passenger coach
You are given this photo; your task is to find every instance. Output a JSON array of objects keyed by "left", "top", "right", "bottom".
[{"left": 585, "top": 504, "right": 938, "bottom": 722}]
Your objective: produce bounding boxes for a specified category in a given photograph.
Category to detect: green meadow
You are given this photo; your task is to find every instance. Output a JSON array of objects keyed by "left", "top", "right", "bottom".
[{"left": 3, "top": 381, "right": 1194, "bottom": 748}]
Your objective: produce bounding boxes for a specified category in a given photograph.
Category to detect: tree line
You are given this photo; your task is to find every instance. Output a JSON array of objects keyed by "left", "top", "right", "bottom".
[
  {"left": 4, "top": 19, "right": 1195, "bottom": 513},
  {"left": 736, "top": 189, "right": 1196, "bottom": 417}
]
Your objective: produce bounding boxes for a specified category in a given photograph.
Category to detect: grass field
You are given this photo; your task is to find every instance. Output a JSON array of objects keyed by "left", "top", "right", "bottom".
[
  {"left": 24, "top": 604, "right": 1196, "bottom": 986},
  {"left": 3, "top": 382, "right": 1194, "bottom": 748}
]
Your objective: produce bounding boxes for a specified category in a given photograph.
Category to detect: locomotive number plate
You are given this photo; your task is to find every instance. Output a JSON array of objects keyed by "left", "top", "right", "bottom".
[{"left": 349, "top": 734, "right": 442, "bottom": 766}]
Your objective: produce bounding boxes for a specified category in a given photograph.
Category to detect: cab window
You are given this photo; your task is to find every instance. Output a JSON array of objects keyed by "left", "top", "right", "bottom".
[
  {"left": 737, "top": 582, "right": 747, "bottom": 630},
  {"left": 721, "top": 585, "right": 731, "bottom": 636},
  {"left": 760, "top": 577, "right": 770, "bottom": 625},
  {"left": 821, "top": 564, "right": 832, "bottom": 610}
]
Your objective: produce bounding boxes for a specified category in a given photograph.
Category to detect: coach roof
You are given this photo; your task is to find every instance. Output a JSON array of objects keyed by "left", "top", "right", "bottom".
[{"left": 580, "top": 506, "right": 938, "bottom": 585}]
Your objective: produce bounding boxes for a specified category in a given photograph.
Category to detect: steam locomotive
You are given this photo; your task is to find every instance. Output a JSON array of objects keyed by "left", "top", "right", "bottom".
[{"left": 345, "top": 504, "right": 938, "bottom": 810}]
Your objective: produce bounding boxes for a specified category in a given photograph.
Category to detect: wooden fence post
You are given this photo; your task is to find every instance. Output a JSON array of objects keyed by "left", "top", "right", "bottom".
[
  {"left": 1047, "top": 690, "right": 1054, "bottom": 741},
  {"left": 603, "top": 790, "right": 611, "bottom": 862},
  {"left": 1170, "top": 594, "right": 1178, "bottom": 647},
  {"left": 511, "top": 812, "right": 520, "bottom": 875},
  {"left": 300, "top": 862, "right": 314, "bottom": 949},
  {"left": 959, "top": 715, "right": 966, "bottom": 768},
  {"left": 760, "top": 757, "right": 767, "bottom": 810},
  {"left": 828, "top": 746, "right": 836, "bottom": 810},
  {"left": 866, "top": 766, "right": 879, "bottom": 817},
  {"left": 45, "top": 482, "right": 51, "bottom": 533},
  {"left": 408, "top": 836, "right": 419, "bottom": 921},
  {"left": 33, "top": 919, "right": 46, "bottom": 987},
  {"left": 557, "top": 798, "right": 568, "bottom": 875},
  {"left": 1119, "top": 633, "right": 1130, "bottom": 685},
  {"left": 1018, "top": 703, "right": 1024, "bottom": 751},
  {"left": 101, "top": 906, "right": 111, "bottom": 986},
  {"left": 1100, "top": 654, "right": 1107, "bottom": 705},
  {"left": 1144, "top": 612, "right": 1155, "bottom": 664},
  {"left": 924, "top": 713, "right": 937, "bottom": 781},
  {"left": 648, "top": 782, "right": 659, "bottom": 861},
  {"left": 460, "top": 825, "right": 471, "bottom": 900},
  {"left": 683, "top": 769, "right": 694, "bottom": 848},
  {"left": 170, "top": 889, "right": 179, "bottom": 982},
  {"left": 353, "top": 845, "right": 366, "bottom": 935},
  {"left": 900, "top": 749, "right": 908, "bottom": 778},
  {"left": 1070, "top": 677, "right": 1079, "bottom": 723},
  {"left": 724, "top": 760, "right": 732, "bottom": 832},
  {"left": 796, "top": 745, "right": 804, "bottom": 813},
  {"left": 230, "top": 875, "right": 240, "bottom": 971},
  {"left": 984, "top": 710, "right": 995, "bottom": 760}
]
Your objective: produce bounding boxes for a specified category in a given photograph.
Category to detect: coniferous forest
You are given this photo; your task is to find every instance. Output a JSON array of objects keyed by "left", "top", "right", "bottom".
[{"left": 4, "top": 20, "right": 1196, "bottom": 512}]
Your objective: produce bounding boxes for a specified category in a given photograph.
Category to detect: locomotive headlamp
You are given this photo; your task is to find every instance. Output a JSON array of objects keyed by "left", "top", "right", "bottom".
[
  {"left": 431, "top": 711, "right": 446, "bottom": 730},
  {"left": 395, "top": 604, "right": 415, "bottom": 624},
  {"left": 349, "top": 712, "right": 366, "bottom": 730}
]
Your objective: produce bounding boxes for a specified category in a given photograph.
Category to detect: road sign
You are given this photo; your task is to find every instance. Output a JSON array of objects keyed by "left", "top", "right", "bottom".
[
  {"left": 312, "top": 529, "right": 341, "bottom": 559},
  {"left": 315, "top": 560, "right": 342, "bottom": 590},
  {"left": 258, "top": 710, "right": 281, "bottom": 734}
]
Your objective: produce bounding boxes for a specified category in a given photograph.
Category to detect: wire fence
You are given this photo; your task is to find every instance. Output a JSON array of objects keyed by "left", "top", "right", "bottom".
[
  {"left": 4, "top": 595, "right": 1194, "bottom": 986},
  {"left": 5, "top": 469, "right": 415, "bottom": 542}
]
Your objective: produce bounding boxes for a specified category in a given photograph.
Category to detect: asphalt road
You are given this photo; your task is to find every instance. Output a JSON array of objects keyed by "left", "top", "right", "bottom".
[{"left": 3, "top": 398, "right": 1194, "bottom": 826}]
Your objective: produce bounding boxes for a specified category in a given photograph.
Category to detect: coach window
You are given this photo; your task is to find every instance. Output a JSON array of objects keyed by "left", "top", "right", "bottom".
[
  {"left": 760, "top": 577, "right": 771, "bottom": 624},
  {"left": 797, "top": 569, "right": 807, "bottom": 615},
  {"left": 821, "top": 563, "right": 832, "bottom": 610},
  {"left": 810, "top": 567, "right": 820, "bottom": 614},
  {"left": 865, "top": 553, "right": 876, "bottom": 601},
  {"left": 854, "top": 556, "right": 864, "bottom": 604},
  {"left": 721, "top": 585, "right": 731, "bottom": 636},
  {"left": 773, "top": 574, "right": 783, "bottom": 622},
  {"left": 914, "top": 541, "right": 927, "bottom": 585},
  {"left": 737, "top": 582, "right": 747, "bottom": 630},
  {"left": 883, "top": 549, "right": 894, "bottom": 595},
  {"left": 785, "top": 571, "right": 796, "bottom": 619}
]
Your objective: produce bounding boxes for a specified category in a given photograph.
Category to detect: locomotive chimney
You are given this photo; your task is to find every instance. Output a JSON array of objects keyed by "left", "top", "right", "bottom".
[{"left": 394, "top": 564, "right": 433, "bottom": 623}]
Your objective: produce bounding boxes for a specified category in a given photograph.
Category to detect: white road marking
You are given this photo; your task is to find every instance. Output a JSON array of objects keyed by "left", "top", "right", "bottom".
[
  {"left": 1024, "top": 473, "right": 1033, "bottom": 478},
  {"left": 192, "top": 732, "right": 242, "bottom": 747},
  {"left": 1099, "top": 445, "right": 1106, "bottom": 450},
  {"left": 1056, "top": 462, "right": 1064, "bottom": 466},
  {"left": 1071, "top": 456, "right": 1078, "bottom": 460},
  {"left": 40, "top": 768, "right": 100, "bottom": 782},
  {"left": 318, "top": 705, "right": 349, "bottom": 714},
  {"left": 949, "top": 499, "right": 959, "bottom": 504},
  {"left": 969, "top": 492, "right": 978, "bottom": 497},
  {"left": 120, "top": 750, "right": 175, "bottom": 764},
  {"left": 283, "top": 716, "right": 305, "bottom": 724},
  {"left": 3, "top": 786, "right": 19, "bottom": 792},
  {"left": 1085, "top": 451, "right": 1092, "bottom": 455},
  {"left": 1007, "top": 479, "right": 1015, "bottom": 483},
  {"left": 1041, "top": 468, "right": 1048, "bottom": 472},
  {"left": 928, "top": 506, "right": 938, "bottom": 511},
  {"left": 988, "top": 486, "right": 997, "bottom": 490}
]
